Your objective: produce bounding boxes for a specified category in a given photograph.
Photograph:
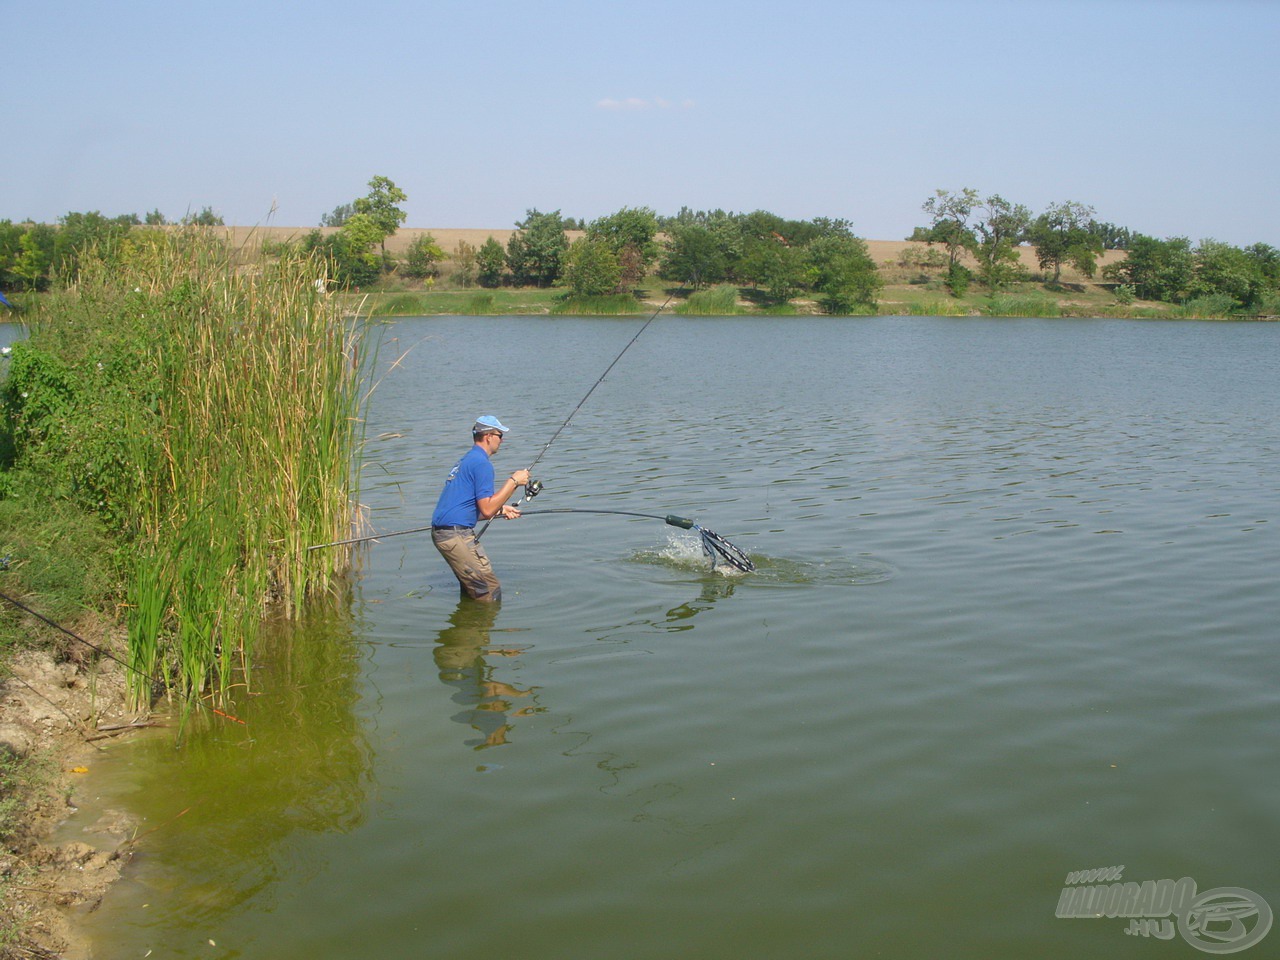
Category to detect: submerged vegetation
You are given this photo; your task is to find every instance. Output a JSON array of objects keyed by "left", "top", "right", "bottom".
[{"left": 0, "top": 230, "right": 367, "bottom": 704}]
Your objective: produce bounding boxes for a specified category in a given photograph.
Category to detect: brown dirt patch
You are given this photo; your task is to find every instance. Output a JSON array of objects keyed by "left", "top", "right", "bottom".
[{"left": 1, "top": 633, "right": 142, "bottom": 959}]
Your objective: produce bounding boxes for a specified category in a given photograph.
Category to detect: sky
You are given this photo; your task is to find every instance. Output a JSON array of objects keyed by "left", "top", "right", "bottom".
[{"left": 3, "top": 0, "right": 1277, "bottom": 245}]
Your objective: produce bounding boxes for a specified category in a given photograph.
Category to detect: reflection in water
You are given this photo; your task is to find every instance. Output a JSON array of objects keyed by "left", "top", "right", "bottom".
[
  {"left": 83, "top": 599, "right": 373, "bottom": 949},
  {"left": 433, "top": 600, "right": 542, "bottom": 749}
]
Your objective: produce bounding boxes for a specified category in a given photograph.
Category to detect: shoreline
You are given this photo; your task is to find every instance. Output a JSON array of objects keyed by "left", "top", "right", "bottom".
[{"left": 1, "top": 629, "right": 139, "bottom": 959}]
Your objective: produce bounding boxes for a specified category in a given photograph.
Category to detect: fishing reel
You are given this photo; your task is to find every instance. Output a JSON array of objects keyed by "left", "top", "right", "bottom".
[{"left": 525, "top": 478, "right": 544, "bottom": 499}]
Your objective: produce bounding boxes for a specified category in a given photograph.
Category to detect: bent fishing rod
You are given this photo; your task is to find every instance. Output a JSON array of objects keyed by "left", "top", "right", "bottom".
[
  {"left": 309, "top": 290, "right": 756, "bottom": 572},
  {"left": 473, "top": 287, "right": 676, "bottom": 541},
  {"left": 309, "top": 508, "right": 754, "bottom": 572}
]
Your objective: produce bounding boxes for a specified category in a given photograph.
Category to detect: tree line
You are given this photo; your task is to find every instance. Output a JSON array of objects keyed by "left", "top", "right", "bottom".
[
  {"left": 4, "top": 177, "right": 1278, "bottom": 315},
  {"left": 909, "top": 187, "right": 1279, "bottom": 310}
]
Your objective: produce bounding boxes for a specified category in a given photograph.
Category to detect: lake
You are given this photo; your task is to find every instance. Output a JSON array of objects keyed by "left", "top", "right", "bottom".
[{"left": 73, "top": 315, "right": 1278, "bottom": 958}]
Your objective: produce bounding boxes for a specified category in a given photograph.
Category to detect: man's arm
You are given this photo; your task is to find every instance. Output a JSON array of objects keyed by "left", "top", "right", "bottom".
[{"left": 476, "top": 469, "right": 531, "bottom": 520}]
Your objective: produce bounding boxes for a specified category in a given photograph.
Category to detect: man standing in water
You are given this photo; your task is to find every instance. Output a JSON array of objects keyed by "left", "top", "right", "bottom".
[{"left": 431, "top": 415, "right": 530, "bottom": 602}]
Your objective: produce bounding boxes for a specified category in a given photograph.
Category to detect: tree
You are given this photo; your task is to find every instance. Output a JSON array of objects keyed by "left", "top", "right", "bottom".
[
  {"left": 53, "top": 211, "right": 135, "bottom": 278},
  {"left": 10, "top": 229, "right": 53, "bottom": 290},
  {"left": 476, "top": 236, "right": 507, "bottom": 288},
  {"left": 1028, "top": 201, "right": 1104, "bottom": 284},
  {"left": 971, "top": 194, "right": 1031, "bottom": 290},
  {"left": 402, "top": 233, "right": 445, "bottom": 279},
  {"left": 1104, "top": 235, "right": 1194, "bottom": 302},
  {"left": 505, "top": 209, "right": 568, "bottom": 287},
  {"left": 586, "top": 207, "right": 659, "bottom": 288},
  {"left": 740, "top": 239, "right": 806, "bottom": 304},
  {"left": 352, "top": 175, "right": 407, "bottom": 260},
  {"left": 1191, "top": 239, "right": 1266, "bottom": 309},
  {"left": 320, "top": 203, "right": 355, "bottom": 228},
  {"left": 145, "top": 209, "right": 168, "bottom": 225},
  {"left": 562, "top": 236, "right": 622, "bottom": 297},
  {"left": 920, "top": 188, "right": 979, "bottom": 269},
  {"left": 806, "top": 234, "right": 881, "bottom": 314},
  {"left": 659, "top": 223, "right": 727, "bottom": 288},
  {"left": 451, "top": 241, "right": 478, "bottom": 287},
  {"left": 181, "top": 207, "right": 224, "bottom": 226}
]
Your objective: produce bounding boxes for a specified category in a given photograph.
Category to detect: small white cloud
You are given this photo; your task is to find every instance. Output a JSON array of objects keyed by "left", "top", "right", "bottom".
[{"left": 596, "top": 97, "right": 695, "bottom": 111}]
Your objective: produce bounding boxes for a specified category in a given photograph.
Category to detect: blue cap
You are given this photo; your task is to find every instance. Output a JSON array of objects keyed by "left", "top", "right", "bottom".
[{"left": 472, "top": 415, "right": 509, "bottom": 435}]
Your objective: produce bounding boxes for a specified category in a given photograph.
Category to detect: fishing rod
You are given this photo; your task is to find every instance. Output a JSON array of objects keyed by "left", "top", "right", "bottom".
[
  {"left": 307, "top": 509, "right": 754, "bottom": 573},
  {"left": 308, "top": 289, "right": 757, "bottom": 572},
  {"left": 474, "top": 289, "right": 676, "bottom": 541},
  {"left": 306, "top": 294, "right": 674, "bottom": 555}
]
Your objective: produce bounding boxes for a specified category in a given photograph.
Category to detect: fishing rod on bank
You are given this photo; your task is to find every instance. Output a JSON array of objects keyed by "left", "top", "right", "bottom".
[{"left": 309, "top": 290, "right": 756, "bottom": 573}]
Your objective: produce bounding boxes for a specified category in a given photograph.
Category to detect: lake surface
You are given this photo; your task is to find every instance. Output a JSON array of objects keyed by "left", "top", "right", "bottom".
[{"left": 73, "top": 316, "right": 1278, "bottom": 958}]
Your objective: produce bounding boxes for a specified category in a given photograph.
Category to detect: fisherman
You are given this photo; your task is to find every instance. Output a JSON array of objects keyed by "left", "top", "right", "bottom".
[{"left": 431, "top": 415, "right": 530, "bottom": 602}]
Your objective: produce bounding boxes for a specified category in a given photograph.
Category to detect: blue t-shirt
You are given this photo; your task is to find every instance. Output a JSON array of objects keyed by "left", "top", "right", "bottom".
[{"left": 432, "top": 444, "right": 495, "bottom": 527}]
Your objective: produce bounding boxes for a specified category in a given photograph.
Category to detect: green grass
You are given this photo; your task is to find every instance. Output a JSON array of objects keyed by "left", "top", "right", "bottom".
[{"left": 338, "top": 273, "right": 1263, "bottom": 321}]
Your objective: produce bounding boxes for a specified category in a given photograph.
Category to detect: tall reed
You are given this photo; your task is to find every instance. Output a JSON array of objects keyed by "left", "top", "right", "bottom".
[
  {"left": 675, "top": 285, "right": 745, "bottom": 316},
  {"left": 15, "top": 229, "right": 368, "bottom": 704}
]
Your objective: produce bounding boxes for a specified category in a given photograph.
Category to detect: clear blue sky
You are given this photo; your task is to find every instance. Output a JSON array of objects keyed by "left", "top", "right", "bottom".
[{"left": 4, "top": 0, "right": 1277, "bottom": 245}]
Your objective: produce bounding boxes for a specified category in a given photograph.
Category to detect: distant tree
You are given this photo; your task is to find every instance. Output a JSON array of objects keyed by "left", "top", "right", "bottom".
[
  {"left": 920, "top": 188, "right": 979, "bottom": 269},
  {"left": 971, "top": 194, "right": 1031, "bottom": 290},
  {"left": 476, "top": 236, "right": 507, "bottom": 287},
  {"left": 1104, "top": 235, "right": 1194, "bottom": 302},
  {"left": 659, "top": 223, "right": 727, "bottom": 288},
  {"left": 10, "top": 228, "right": 54, "bottom": 290},
  {"left": 741, "top": 239, "right": 806, "bottom": 304},
  {"left": 53, "top": 211, "right": 136, "bottom": 278},
  {"left": 352, "top": 176, "right": 407, "bottom": 259},
  {"left": 1191, "top": 239, "right": 1266, "bottom": 309},
  {"left": 506, "top": 209, "right": 568, "bottom": 287},
  {"left": 1244, "top": 243, "right": 1280, "bottom": 286},
  {"left": 320, "top": 203, "right": 355, "bottom": 228},
  {"left": 402, "top": 233, "right": 446, "bottom": 279},
  {"left": 144, "top": 209, "right": 168, "bottom": 225},
  {"left": 1028, "top": 201, "right": 1104, "bottom": 284},
  {"left": 586, "top": 206, "right": 659, "bottom": 287},
  {"left": 806, "top": 234, "right": 881, "bottom": 314},
  {"left": 562, "top": 236, "right": 623, "bottom": 296},
  {"left": 301, "top": 214, "right": 383, "bottom": 287},
  {"left": 450, "top": 240, "right": 478, "bottom": 287},
  {"left": 181, "top": 206, "right": 224, "bottom": 226},
  {"left": 0, "top": 221, "right": 22, "bottom": 287},
  {"left": 1086, "top": 220, "right": 1132, "bottom": 250}
]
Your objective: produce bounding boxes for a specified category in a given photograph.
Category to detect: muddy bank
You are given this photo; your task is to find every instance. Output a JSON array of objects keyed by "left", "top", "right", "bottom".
[{"left": 1, "top": 641, "right": 141, "bottom": 959}]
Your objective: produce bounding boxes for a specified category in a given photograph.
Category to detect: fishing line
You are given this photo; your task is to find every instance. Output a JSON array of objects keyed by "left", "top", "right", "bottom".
[
  {"left": 307, "top": 288, "right": 756, "bottom": 572},
  {"left": 0, "top": 589, "right": 245, "bottom": 726},
  {"left": 518, "top": 508, "right": 755, "bottom": 573},
  {"left": 475, "top": 288, "right": 676, "bottom": 542}
]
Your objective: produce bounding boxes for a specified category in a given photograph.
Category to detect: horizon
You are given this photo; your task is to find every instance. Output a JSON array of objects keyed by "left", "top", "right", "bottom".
[{"left": 4, "top": 0, "right": 1277, "bottom": 248}]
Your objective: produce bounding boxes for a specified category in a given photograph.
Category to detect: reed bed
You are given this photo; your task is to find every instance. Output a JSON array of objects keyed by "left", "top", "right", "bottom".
[
  {"left": 899, "top": 300, "right": 972, "bottom": 316},
  {"left": 984, "top": 294, "right": 1063, "bottom": 318},
  {"left": 550, "top": 294, "right": 641, "bottom": 316},
  {"left": 7, "top": 230, "right": 368, "bottom": 704},
  {"left": 674, "top": 285, "right": 745, "bottom": 316}
]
